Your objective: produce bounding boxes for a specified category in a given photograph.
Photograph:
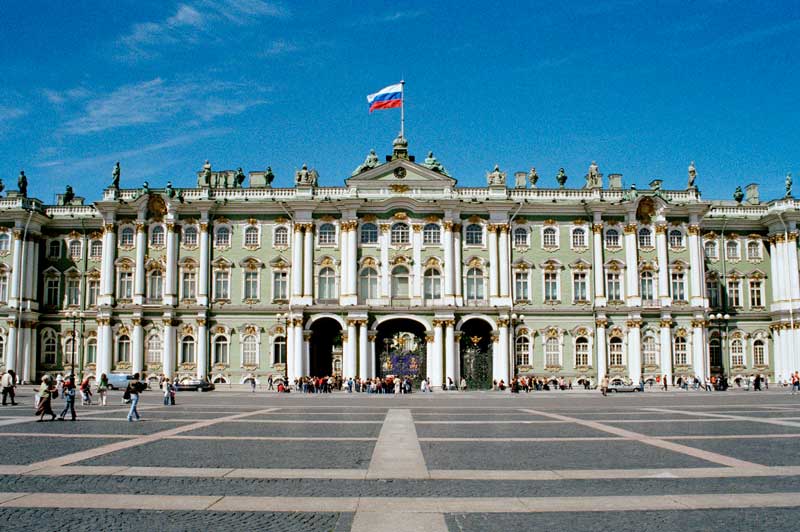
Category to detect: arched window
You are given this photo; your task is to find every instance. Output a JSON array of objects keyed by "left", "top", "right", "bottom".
[
  {"left": 726, "top": 240, "right": 739, "bottom": 260},
  {"left": 730, "top": 338, "right": 744, "bottom": 366},
  {"left": 423, "top": 268, "right": 441, "bottom": 300},
  {"left": 704, "top": 240, "right": 717, "bottom": 259},
  {"left": 391, "top": 223, "right": 410, "bottom": 245},
  {"left": 423, "top": 223, "right": 441, "bottom": 245},
  {"left": 542, "top": 227, "right": 557, "bottom": 248},
  {"left": 244, "top": 226, "right": 259, "bottom": 247},
  {"left": 753, "top": 339, "right": 765, "bottom": 366},
  {"left": 609, "top": 337, "right": 623, "bottom": 366},
  {"left": 146, "top": 335, "right": 162, "bottom": 365},
  {"left": 638, "top": 228, "right": 652, "bottom": 248},
  {"left": 150, "top": 225, "right": 165, "bottom": 247},
  {"left": 514, "top": 227, "right": 529, "bottom": 247},
  {"left": 669, "top": 230, "right": 684, "bottom": 248},
  {"left": 575, "top": 337, "right": 589, "bottom": 366},
  {"left": 318, "top": 267, "right": 336, "bottom": 300},
  {"left": 360, "top": 223, "right": 378, "bottom": 244},
  {"left": 242, "top": 335, "right": 258, "bottom": 365},
  {"left": 359, "top": 267, "right": 378, "bottom": 300},
  {"left": 642, "top": 336, "right": 657, "bottom": 365},
  {"left": 392, "top": 266, "right": 409, "bottom": 298},
  {"left": 117, "top": 335, "right": 131, "bottom": 363},
  {"left": 214, "top": 336, "right": 229, "bottom": 365},
  {"left": 183, "top": 226, "right": 198, "bottom": 247},
  {"left": 318, "top": 223, "right": 336, "bottom": 245},
  {"left": 274, "top": 226, "right": 288, "bottom": 246},
  {"left": 215, "top": 226, "right": 231, "bottom": 247},
  {"left": 42, "top": 332, "right": 57, "bottom": 365},
  {"left": 709, "top": 338, "right": 721, "bottom": 368},
  {"left": 69, "top": 240, "right": 82, "bottom": 260},
  {"left": 747, "top": 241, "right": 761, "bottom": 260},
  {"left": 273, "top": 335, "right": 286, "bottom": 364},
  {"left": 515, "top": 336, "right": 530, "bottom": 366},
  {"left": 673, "top": 337, "right": 687, "bottom": 365},
  {"left": 545, "top": 337, "right": 560, "bottom": 366},
  {"left": 0, "top": 233, "right": 9, "bottom": 252},
  {"left": 605, "top": 229, "right": 620, "bottom": 248},
  {"left": 147, "top": 270, "right": 163, "bottom": 300},
  {"left": 465, "top": 224, "right": 483, "bottom": 245},
  {"left": 572, "top": 228, "right": 586, "bottom": 248},
  {"left": 120, "top": 227, "right": 134, "bottom": 247},
  {"left": 640, "top": 271, "right": 654, "bottom": 302},
  {"left": 90, "top": 240, "right": 103, "bottom": 260},
  {"left": 84, "top": 338, "right": 96, "bottom": 365},
  {"left": 466, "top": 267, "right": 484, "bottom": 301},
  {"left": 181, "top": 336, "right": 195, "bottom": 364}
]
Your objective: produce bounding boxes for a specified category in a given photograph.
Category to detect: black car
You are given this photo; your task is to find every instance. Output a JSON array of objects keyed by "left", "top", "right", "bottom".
[{"left": 175, "top": 379, "right": 215, "bottom": 392}]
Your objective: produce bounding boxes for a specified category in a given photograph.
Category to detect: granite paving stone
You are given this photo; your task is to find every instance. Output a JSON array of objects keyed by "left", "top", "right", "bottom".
[{"left": 0, "top": 436, "right": 122, "bottom": 465}]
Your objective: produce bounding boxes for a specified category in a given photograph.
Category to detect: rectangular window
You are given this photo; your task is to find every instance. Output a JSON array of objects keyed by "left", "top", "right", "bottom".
[
  {"left": 117, "top": 272, "right": 133, "bottom": 300},
  {"left": 65, "top": 278, "right": 80, "bottom": 306},
  {"left": 182, "top": 271, "right": 197, "bottom": 300},
  {"left": 273, "top": 271, "right": 288, "bottom": 301},
  {"left": 727, "top": 279, "right": 741, "bottom": 307},
  {"left": 147, "top": 273, "right": 163, "bottom": 301},
  {"left": 0, "top": 274, "right": 8, "bottom": 302},
  {"left": 45, "top": 278, "right": 59, "bottom": 306},
  {"left": 87, "top": 279, "right": 99, "bottom": 307},
  {"left": 573, "top": 272, "right": 587, "bottom": 302},
  {"left": 671, "top": 272, "right": 686, "bottom": 302},
  {"left": 606, "top": 272, "right": 622, "bottom": 302},
  {"left": 214, "top": 270, "right": 230, "bottom": 300},
  {"left": 707, "top": 280, "right": 720, "bottom": 308},
  {"left": 749, "top": 280, "right": 763, "bottom": 307},
  {"left": 575, "top": 341, "right": 589, "bottom": 366},
  {"left": 244, "top": 271, "right": 259, "bottom": 300},
  {"left": 543, "top": 272, "right": 558, "bottom": 302},
  {"left": 514, "top": 271, "right": 529, "bottom": 301}
]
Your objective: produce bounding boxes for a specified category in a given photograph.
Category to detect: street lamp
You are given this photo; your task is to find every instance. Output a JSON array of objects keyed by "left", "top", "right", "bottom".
[
  {"left": 276, "top": 312, "right": 289, "bottom": 385},
  {"left": 68, "top": 309, "right": 79, "bottom": 374}
]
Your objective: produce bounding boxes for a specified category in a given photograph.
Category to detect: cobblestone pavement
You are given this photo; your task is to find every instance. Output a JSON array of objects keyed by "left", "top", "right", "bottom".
[{"left": 0, "top": 388, "right": 798, "bottom": 531}]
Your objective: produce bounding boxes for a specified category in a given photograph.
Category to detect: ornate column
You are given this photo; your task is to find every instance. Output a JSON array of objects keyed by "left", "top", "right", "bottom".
[
  {"left": 498, "top": 224, "right": 510, "bottom": 299},
  {"left": 623, "top": 222, "right": 640, "bottom": 307},
  {"left": 444, "top": 319, "right": 456, "bottom": 386},
  {"left": 786, "top": 231, "right": 800, "bottom": 307},
  {"left": 368, "top": 331, "right": 377, "bottom": 378},
  {"left": 495, "top": 318, "right": 510, "bottom": 384},
  {"left": 162, "top": 317, "right": 175, "bottom": 378},
  {"left": 291, "top": 224, "right": 304, "bottom": 299},
  {"left": 431, "top": 320, "right": 444, "bottom": 388},
  {"left": 196, "top": 317, "right": 208, "bottom": 380},
  {"left": 133, "top": 222, "right": 146, "bottom": 305},
  {"left": 655, "top": 223, "right": 670, "bottom": 307},
  {"left": 286, "top": 321, "right": 296, "bottom": 381},
  {"left": 5, "top": 321, "right": 17, "bottom": 374},
  {"left": 164, "top": 221, "right": 178, "bottom": 306},
  {"left": 687, "top": 222, "right": 705, "bottom": 307},
  {"left": 20, "top": 326, "right": 35, "bottom": 383},
  {"left": 132, "top": 317, "right": 144, "bottom": 375},
  {"left": 302, "top": 330, "right": 312, "bottom": 377},
  {"left": 294, "top": 317, "right": 304, "bottom": 378},
  {"left": 97, "top": 317, "right": 113, "bottom": 378},
  {"left": 339, "top": 223, "right": 349, "bottom": 301},
  {"left": 453, "top": 224, "right": 463, "bottom": 302},
  {"left": 358, "top": 320, "right": 368, "bottom": 378},
  {"left": 488, "top": 225, "right": 499, "bottom": 299},
  {"left": 303, "top": 224, "right": 314, "bottom": 299},
  {"left": 23, "top": 236, "right": 37, "bottom": 307},
  {"left": 691, "top": 317, "right": 707, "bottom": 380},
  {"left": 345, "top": 319, "right": 357, "bottom": 378},
  {"left": 347, "top": 222, "right": 358, "bottom": 300},
  {"left": 443, "top": 221, "right": 454, "bottom": 300},
  {"left": 198, "top": 220, "right": 210, "bottom": 306},
  {"left": 769, "top": 236, "right": 784, "bottom": 308},
  {"left": 626, "top": 318, "right": 642, "bottom": 382},
  {"left": 595, "top": 317, "right": 608, "bottom": 381},
  {"left": 99, "top": 221, "right": 117, "bottom": 306},
  {"left": 8, "top": 229, "right": 23, "bottom": 308},
  {"left": 380, "top": 224, "right": 390, "bottom": 298},
  {"left": 412, "top": 224, "right": 423, "bottom": 301},
  {"left": 453, "top": 330, "right": 462, "bottom": 382},
  {"left": 659, "top": 317, "right": 673, "bottom": 384},
  {"left": 591, "top": 222, "right": 606, "bottom": 306}
]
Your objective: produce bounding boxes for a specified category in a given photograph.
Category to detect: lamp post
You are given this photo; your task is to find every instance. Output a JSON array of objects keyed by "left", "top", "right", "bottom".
[
  {"left": 276, "top": 312, "right": 289, "bottom": 385},
  {"left": 67, "top": 309, "right": 79, "bottom": 375},
  {"left": 709, "top": 312, "right": 730, "bottom": 388},
  {"left": 509, "top": 313, "right": 525, "bottom": 377}
]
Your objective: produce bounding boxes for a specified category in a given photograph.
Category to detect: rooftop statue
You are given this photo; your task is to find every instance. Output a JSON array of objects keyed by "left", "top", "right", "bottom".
[
  {"left": 528, "top": 167, "right": 539, "bottom": 188},
  {"left": 688, "top": 161, "right": 697, "bottom": 189},
  {"left": 235, "top": 167, "right": 246, "bottom": 188},
  {"left": 787, "top": 173, "right": 793, "bottom": 198},
  {"left": 556, "top": 168, "right": 568, "bottom": 189},
  {"left": 586, "top": 161, "right": 602, "bottom": 188},
  {"left": 423, "top": 151, "right": 449, "bottom": 176},
  {"left": 486, "top": 164, "right": 506, "bottom": 186},
  {"left": 264, "top": 166, "right": 275, "bottom": 187},
  {"left": 352, "top": 149, "right": 381, "bottom": 176},
  {"left": 733, "top": 185, "right": 744, "bottom": 204},
  {"left": 63, "top": 185, "right": 74, "bottom": 205},
  {"left": 142, "top": 181, "right": 150, "bottom": 194},
  {"left": 295, "top": 164, "right": 318, "bottom": 186},
  {"left": 166, "top": 181, "right": 176, "bottom": 198},
  {"left": 624, "top": 183, "right": 638, "bottom": 202},
  {"left": 200, "top": 160, "right": 212, "bottom": 188},
  {"left": 18, "top": 170, "right": 27, "bottom": 197},
  {"left": 111, "top": 162, "right": 120, "bottom": 189}
]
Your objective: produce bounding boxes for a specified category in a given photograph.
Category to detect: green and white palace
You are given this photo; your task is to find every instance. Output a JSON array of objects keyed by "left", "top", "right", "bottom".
[{"left": 1, "top": 136, "right": 798, "bottom": 387}]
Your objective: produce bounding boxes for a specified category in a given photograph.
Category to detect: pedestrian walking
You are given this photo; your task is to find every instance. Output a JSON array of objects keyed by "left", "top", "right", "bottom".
[
  {"left": 791, "top": 371, "right": 800, "bottom": 395},
  {"left": 170, "top": 377, "right": 178, "bottom": 405},
  {"left": 250, "top": 378, "right": 257, "bottom": 393},
  {"left": 35, "top": 376, "right": 57, "bottom": 422},
  {"left": 59, "top": 376, "right": 77, "bottom": 421},
  {"left": 600, "top": 376, "right": 609, "bottom": 397},
  {"left": 79, "top": 376, "right": 93, "bottom": 405},
  {"left": 125, "top": 373, "right": 144, "bottom": 421},
  {"left": 163, "top": 379, "right": 172, "bottom": 405},
  {"left": 97, "top": 374, "right": 109, "bottom": 406},
  {"left": 1, "top": 370, "right": 18, "bottom": 405},
  {"left": 268, "top": 375, "right": 274, "bottom": 390}
]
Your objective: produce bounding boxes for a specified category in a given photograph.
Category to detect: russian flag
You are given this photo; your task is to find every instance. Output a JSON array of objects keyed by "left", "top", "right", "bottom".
[{"left": 367, "top": 83, "right": 402, "bottom": 113}]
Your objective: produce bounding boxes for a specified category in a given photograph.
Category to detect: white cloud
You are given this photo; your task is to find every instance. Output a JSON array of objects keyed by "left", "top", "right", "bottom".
[
  {"left": 0, "top": 106, "right": 26, "bottom": 123},
  {"left": 353, "top": 10, "right": 425, "bottom": 25},
  {"left": 261, "top": 39, "right": 300, "bottom": 56}
]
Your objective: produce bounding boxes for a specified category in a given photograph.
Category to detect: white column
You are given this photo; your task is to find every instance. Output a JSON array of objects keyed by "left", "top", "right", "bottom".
[
  {"left": 6, "top": 325, "right": 18, "bottom": 374},
  {"left": 443, "top": 222, "right": 454, "bottom": 298},
  {"left": 286, "top": 322, "right": 296, "bottom": 381},
  {"left": 345, "top": 319, "right": 357, "bottom": 379},
  {"left": 691, "top": 319, "right": 706, "bottom": 380},
  {"left": 453, "top": 225, "right": 463, "bottom": 300},
  {"left": 132, "top": 318, "right": 144, "bottom": 375},
  {"left": 133, "top": 223, "right": 146, "bottom": 305},
  {"left": 23, "top": 238, "right": 36, "bottom": 305},
  {"left": 595, "top": 319, "right": 607, "bottom": 381},
  {"left": 453, "top": 331, "right": 462, "bottom": 382},
  {"left": 302, "top": 331, "right": 311, "bottom": 377},
  {"left": 432, "top": 321, "right": 444, "bottom": 388},
  {"left": 623, "top": 223, "right": 640, "bottom": 306},
  {"left": 196, "top": 318, "right": 208, "bottom": 379},
  {"left": 20, "top": 328, "right": 33, "bottom": 383},
  {"left": 162, "top": 319, "right": 175, "bottom": 378},
  {"left": 294, "top": 319, "right": 304, "bottom": 379},
  {"left": 412, "top": 224, "right": 423, "bottom": 301},
  {"left": 592, "top": 223, "right": 605, "bottom": 306},
  {"left": 164, "top": 222, "right": 178, "bottom": 306},
  {"left": 99, "top": 223, "right": 116, "bottom": 306},
  {"left": 687, "top": 224, "right": 704, "bottom": 307},
  {"left": 627, "top": 320, "right": 642, "bottom": 383},
  {"left": 769, "top": 237, "right": 783, "bottom": 307},
  {"left": 380, "top": 224, "right": 390, "bottom": 298},
  {"left": 9, "top": 230, "right": 22, "bottom": 308},
  {"left": 444, "top": 320, "right": 455, "bottom": 386},
  {"left": 787, "top": 233, "right": 800, "bottom": 305},
  {"left": 659, "top": 318, "right": 673, "bottom": 384},
  {"left": 368, "top": 332, "right": 377, "bottom": 379},
  {"left": 348, "top": 222, "right": 357, "bottom": 298},
  {"left": 339, "top": 225, "right": 349, "bottom": 300},
  {"left": 98, "top": 319, "right": 113, "bottom": 378},
  {"left": 495, "top": 321, "right": 510, "bottom": 384},
  {"left": 303, "top": 225, "right": 314, "bottom": 298},
  {"left": 655, "top": 223, "right": 670, "bottom": 306},
  {"left": 198, "top": 221, "right": 210, "bottom": 306},
  {"left": 425, "top": 333, "right": 434, "bottom": 384},
  {"left": 498, "top": 225, "right": 510, "bottom": 298},
  {"left": 488, "top": 226, "right": 499, "bottom": 298},
  {"left": 291, "top": 225, "right": 303, "bottom": 298},
  {"left": 358, "top": 321, "right": 368, "bottom": 378}
]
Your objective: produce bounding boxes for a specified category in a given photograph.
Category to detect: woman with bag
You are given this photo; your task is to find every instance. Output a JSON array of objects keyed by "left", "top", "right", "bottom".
[
  {"left": 97, "top": 374, "right": 109, "bottom": 406},
  {"left": 59, "top": 376, "right": 77, "bottom": 421},
  {"left": 35, "top": 376, "right": 57, "bottom": 422},
  {"left": 126, "top": 373, "right": 143, "bottom": 422}
]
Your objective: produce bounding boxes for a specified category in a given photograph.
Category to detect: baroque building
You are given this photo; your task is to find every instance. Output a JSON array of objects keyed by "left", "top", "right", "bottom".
[{"left": 0, "top": 137, "right": 798, "bottom": 387}]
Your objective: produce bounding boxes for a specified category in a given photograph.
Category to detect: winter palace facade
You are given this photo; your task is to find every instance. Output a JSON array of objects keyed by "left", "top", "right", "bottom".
[{"left": 0, "top": 136, "right": 798, "bottom": 387}]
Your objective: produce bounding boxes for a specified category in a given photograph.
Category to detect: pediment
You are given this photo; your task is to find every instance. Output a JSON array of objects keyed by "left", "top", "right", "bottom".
[{"left": 345, "top": 159, "right": 456, "bottom": 188}]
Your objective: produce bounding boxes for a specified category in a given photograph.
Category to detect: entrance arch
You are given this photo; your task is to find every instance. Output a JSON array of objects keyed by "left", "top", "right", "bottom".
[
  {"left": 459, "top": 317, "right": 494, "bottom": 389},
  {"left": 375, "top": 317, "right": 427, "bottom": 383},
  {"left": 308, "top": 317, "right": 343, "bottom": 377}
]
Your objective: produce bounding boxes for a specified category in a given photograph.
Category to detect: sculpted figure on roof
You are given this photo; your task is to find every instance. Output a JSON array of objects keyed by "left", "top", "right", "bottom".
[
  {"left": 486, "top": 164, "right": 506, "bottom": 186},
  {"left": 352, "top": 149, "right": 381, "bottom": 176},
  {"left": 423, "top": 151, "right": 449, "bottom": 176}
]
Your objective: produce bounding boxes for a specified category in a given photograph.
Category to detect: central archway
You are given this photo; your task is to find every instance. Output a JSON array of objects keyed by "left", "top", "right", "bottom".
[
  {"left": 375, "top": 318, "right": 428, "bottom": 383},
  {"left": 308, "top": 317, "right": 343, "bottom": 377},
  {"left": 459, "top": 317, "right": 494, "bottom": 389}
]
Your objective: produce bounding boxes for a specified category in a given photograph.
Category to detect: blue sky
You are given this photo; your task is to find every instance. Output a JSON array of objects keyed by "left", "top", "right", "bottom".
[{"left": 1, "top": 0, "right": 798, "bottom": 203}]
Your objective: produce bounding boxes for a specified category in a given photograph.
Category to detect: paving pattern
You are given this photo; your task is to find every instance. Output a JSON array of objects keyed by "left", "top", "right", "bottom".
[{"left": 0, "top": 388, "right": 798, "bottom": 531}]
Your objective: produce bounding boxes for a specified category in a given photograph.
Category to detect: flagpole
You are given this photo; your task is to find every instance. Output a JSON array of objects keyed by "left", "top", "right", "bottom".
[{"left": 400, "top": 79, "right": 405, "bottom": 139}]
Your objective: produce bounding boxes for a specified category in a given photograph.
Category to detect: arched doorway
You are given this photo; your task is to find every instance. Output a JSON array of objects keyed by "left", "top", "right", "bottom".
[
  {"left": 309, "top": 317, "right": 343, "bottom": 377},
  {"left": 375, "top": 318, "right": 427, "bottom": 384},
  {"left": 459, "top": 318, "right": 494, "bottom": 389}
]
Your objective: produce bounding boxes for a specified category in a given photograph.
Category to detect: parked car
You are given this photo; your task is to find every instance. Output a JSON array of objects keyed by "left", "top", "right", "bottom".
[
  {"left": 106, "top": 373, "right": 135, "bottom": 390},
  {"left": 175, "top": 379, "right": 215, "bottom": 392},
  {"left": 608, "top": 380, "right": 643, "bottom": 393}
]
